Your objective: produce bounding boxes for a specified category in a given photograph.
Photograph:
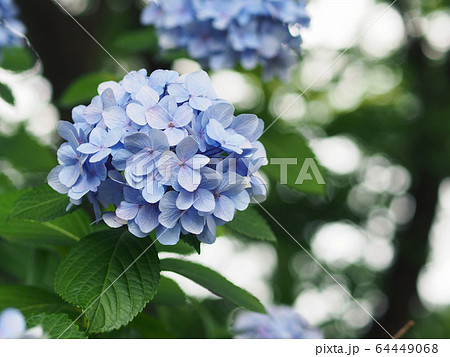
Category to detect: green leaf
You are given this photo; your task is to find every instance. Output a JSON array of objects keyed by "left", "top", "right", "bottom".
[
  {"left": 153, "top": 276, "right": 186, "bottom": 306},
  {"left": 113, "top": 28, "right": 158, "bottom": 54},
  {"left": 10, "top": 184, "right": 70, "bottom": 222},
  {"left": 0, "top": 190, "right": 96, "bottom": 246},
  {"left": 0, "top": 47, "right": 34, "bottom": 72},
  {"left": 181, "top": 234, "right": 201, "bottom": 254},
  {"left": 0, "top": 82, "right": 14, "bottom": 105},
  {"left": 0, "top": 285, "right": 78, "bottom": 318},
  {"left": 261, "top": 126, "right": 326, "bottom": 195},
  {"left": 226, "top": 206, "right": 276, "bottom": 242},
  {"left": 155, "top": 239, "right": 196, "bottom": 255},
  {"left": 0, "top": 127, "right": 56, "bottom": 173},
  {"left": 54, "top": 230, "right": 160, "bottom": 334},
  {"left": 59, "top": 72, "right": 118, "bottom": 108},
  {"left": 26, "top": 313, "right": 86, "bottom": 339},
  {"left": 160, "top": 258, "right": 265, "bottom": 313}
]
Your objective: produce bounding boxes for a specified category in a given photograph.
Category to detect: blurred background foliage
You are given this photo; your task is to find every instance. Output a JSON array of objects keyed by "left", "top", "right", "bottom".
[{"left": 0, "top": 0, "right": 449, "bottom": 338}]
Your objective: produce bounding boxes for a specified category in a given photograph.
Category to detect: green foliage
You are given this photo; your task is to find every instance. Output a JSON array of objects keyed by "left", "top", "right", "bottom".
[
  {"left": 0, "top": 190, "right": 96, "bottom": 246},
  {"left": 114, "top": 28, "right": 158, "bottom": 54},
  {"left": 0, "top": 285, "right": 78, "bottom": 318},
  {"left": 59, "top": 72, "right": 118, "bottom": 108},
  {"left": 181, "top": 234, "right": 201, "bottom": 254},
  {"left": 10, "top": 184, "right": 70, "bottom": 222},
  {"left": 0, "top": 47, "right": 35, "bottom": 72},
  {"left": 152, "top": 277, "right": 186, "bottom": 306},
  {"left": 160, "top": 258, "right": 265, "bottom": 313},
  {"left": 261, "top": 125, "right": 326, "bottom": 195},
  {"left": 155, "top": 239, "right": 197, "bottom": 255},
  {"left": 0, "top": 127, "right": 56, "bottom": 173},
  {"left": 226, "top": 206, "right": 276, "bottom": 242},
  {"left": 54, "top": 230, "right": 160, "bottom": 334},
  {"left": 0, "top": 82, "right": 14, "bottom": 105},
  {"left": 26, "top": 313, "right": 86, "bottom": 339}
]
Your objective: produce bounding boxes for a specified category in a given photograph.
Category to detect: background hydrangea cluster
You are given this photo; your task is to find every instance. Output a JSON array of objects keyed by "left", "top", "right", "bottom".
[
  {"left": 0, "top": 309, "right": 45, "bottom": 339},
  {"left": 233, "top": 305, "right": 322, "bottom": 339},
  {"left": 0, "top": 0, "right": 26, "bottom": 50},
  {"left": 48, "top": 69, "right": 268, "bottom": 245},
  {"left": 141, "top": 0, "right": 310, "bottom": 81}
]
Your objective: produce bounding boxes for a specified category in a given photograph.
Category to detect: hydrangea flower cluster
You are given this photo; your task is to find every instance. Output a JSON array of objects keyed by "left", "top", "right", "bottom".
[
  {"left": 0, "top": 0, "right": 26, "bottom": 50},
  {"left": 233, "top": 305, "right": 322, "bottom": 339},
  {"left": 0, "top": 309, "right": 45, "bottom": 339},
  {"left": 48, "top": 69, "right": 268, "bottom": 245},
  {"left": 141, "top": 0, "right": 310, "bottom": 81}
]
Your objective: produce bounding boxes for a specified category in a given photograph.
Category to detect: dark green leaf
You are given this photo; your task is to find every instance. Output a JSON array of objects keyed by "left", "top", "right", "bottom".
[
  {"left": 226, "top": 206, "right": 276, "bottom": 242},
  {"left": 160, "top": 258, "right": 265, "bottom": 313},
  {"left": 0, "top": 47, "right": 34, "bottom": 72},
  {"left": 59, "top": 72, "right": 118, "bottom": 108},
  {"left": 54, "top": 230, "right": 160, "bottom": 333},
  {"left": 153, "top": 276, "right": 186, "bottom": 306},
  {"left": 10, "top": 184, "right": 70, "bottom": 222},
  {"left": 0, "top": 127, "right": 56, "bottom": 173},
  {"left": 114, "top": 28, "right": 158, "bottom": 54},
  {"left": 0, "top": 285, "right": 78, "bottom": 318},
  {"left": 0, "top": 190, "right": 96, "bottom": 246},
  {"left": 0, "top": 82, "right": 14, "bottom": 105},
  {"left": 26, "top": 313, "right": 86, "bottom": 339},
  {"left": 181, "top": 234, "right": 201, "bottom": 254},
  {"left": 261, "top": 126, "right": 326, "bottom": 195}
]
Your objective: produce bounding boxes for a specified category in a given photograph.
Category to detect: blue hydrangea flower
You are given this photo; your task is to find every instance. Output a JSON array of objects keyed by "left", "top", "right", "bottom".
[
  {"left": 233, "top": 305, "right": 323, "bottom": 339},
  {"left": 0, "top": 0, "right": 26, "bottom": 52},
  {"left": 141, "top": 0, "right": 310, "bottom": 81},
  {"left": 0, "top": 308, "right": 45, "bottom": 339},
  {"left": 48, "top": 69, "right": 268, "bottom": 246}
]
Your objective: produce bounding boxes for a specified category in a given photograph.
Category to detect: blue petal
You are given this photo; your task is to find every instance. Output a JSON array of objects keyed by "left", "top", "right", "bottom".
[
  {"left": 48, "top": 166, "right": 69, "bottom": 194},
  {"left": 156, "top": 224, "right": 181, "bottom": 245},
  {"left": 176, "top": 190, "right": 195, "bottom": 210},
  {"left": 167, "top": 83, "right": 189, "bottom": 103},
  {"left": 116, "top": 201, "right": 139, "bottom": 221},
  {"left": 180, "top": 209, "right": 205, "bottom": 234},
  {"left": 189, "top": 96, "right": 212, "bottom": 111},
  {"left": 176, "top": 136, "right": 199, "bottom": 160},
  {"left": 78, "top": 143, "right": 99, "bottom": 155},
  {"left": 193, "top": 188, "right": 215, "bottom": 212},
  {"left": 213, "top": 195, "right": 235, "bottom": 222},
  {"left": 59, "top": 163, "right": 81, "bottom": 187},
  {"left": 103, "top": 106, "right": 128, "bottom": 129},
  {"left": 126, "top": 103, "right": 147, "bottom": 126},
  {"left": 178, "top": 165, "right": 201, "bottom": 192},
  {"left": 57, "top": 121, "right": 80, "bottom": 150},
  {"left": 135, "top": 204, "right": 159, "bottom": 233}
]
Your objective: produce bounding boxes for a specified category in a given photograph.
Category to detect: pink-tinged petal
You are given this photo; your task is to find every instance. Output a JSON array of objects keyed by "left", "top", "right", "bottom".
[
  {"left": 165, "top": 127, "right": 187, "bottom": 146},
  {"left": 173, "top": 104, "right": 194, "bottom": 127},
  {"left": 78, "top": 143, "right": 99, "bottom": 155},
  {"left": 146, "top": 106, "right": 170, "bottom": 129},
  {"left": 83, "top": 96, "right": 102, "bottom": 124},
  {"left": 178, "top": 165, "right": 201, "bottom": 192},
  {"left": 189, "top": 96, "right": 212, "bottom": 111},
  {"left": 103, "top": 106, "right": 128, "bottom": 129},
  {"left": 116, "top": 201, "right": 139, "bottom": 221},
  {"left": 167, "top": 83, "right": 189, "bottom": 102},
  {"left": 135, "top": 86, "right": 160, "bottom": 108},
  {"left": 157, "top": 151, "right": 179, "bottom": 184},
  {"left": 100, "top": 87, "right": 117, "bottom": 108},
  {"left": 126, "top": 103, "right": 147, "bottom": 126}
]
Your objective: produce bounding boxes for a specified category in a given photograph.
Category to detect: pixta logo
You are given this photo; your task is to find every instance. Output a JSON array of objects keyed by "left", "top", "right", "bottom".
[{"left": 270, "top": 158, "right": 325, "bottom": 185}]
